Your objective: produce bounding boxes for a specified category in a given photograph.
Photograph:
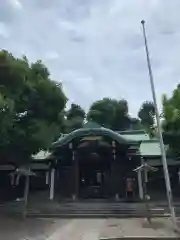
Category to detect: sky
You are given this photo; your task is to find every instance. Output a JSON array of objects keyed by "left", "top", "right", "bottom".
[{"left": 0, "top": 0, "right": 179, "bottom": 116}]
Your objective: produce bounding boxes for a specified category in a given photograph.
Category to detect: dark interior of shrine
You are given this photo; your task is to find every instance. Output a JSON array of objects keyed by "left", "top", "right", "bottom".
[
  {"left": 55, "top": 135, "right": 140, "bottom": 199},
  {"left": 77, "top": 143, "right": 112, "bottom": 198}
]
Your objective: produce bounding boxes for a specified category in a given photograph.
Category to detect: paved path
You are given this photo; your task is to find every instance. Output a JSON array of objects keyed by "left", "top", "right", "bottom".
[
  {"left": 47, "top": 219, "right": 105, "bottom": 240},
  {"left": 0, "top": 217, "right": 69, "bottom": 240},
  {"left": 100, "top": 218, "right": 179, "bottom": 239},
  {"left": 0, "top": 217, "right": 179, "bottom": 239},
  {"left": 0, "top": 217, "right": 105, "bottom": 240}
]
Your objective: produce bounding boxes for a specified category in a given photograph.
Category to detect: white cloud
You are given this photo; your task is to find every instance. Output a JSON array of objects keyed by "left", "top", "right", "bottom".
[
  {"left": 44, "top": 51, "right": 59, "bottom": 60},
  {"left": 0, "top": 0, "right": 179, "bottom": 116},
  {"left": 9, "top": 0, "right": 22, "bottom": 9},
  {"left": 0, "top": 22, "right": 10, "bottom": 38}
]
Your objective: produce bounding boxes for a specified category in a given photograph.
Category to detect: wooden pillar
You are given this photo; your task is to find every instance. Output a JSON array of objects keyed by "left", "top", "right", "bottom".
[
  {"left": 112, "top": 140, "right": 119, "bottom": 199},
  {"left": 112, "top": 140, "right": 116, "bottom": 161},
  {"left": 50, "top": 168, "right": 55, "bottom": 200},
  {"left": 70, "top": 143, "right": 78, "bottom": 200},
  {"left": 70, "top": 143, "right": 74, "bottom": 200},
  {"left": 75, "top": 151, "right": 79, "bottom": 200}
]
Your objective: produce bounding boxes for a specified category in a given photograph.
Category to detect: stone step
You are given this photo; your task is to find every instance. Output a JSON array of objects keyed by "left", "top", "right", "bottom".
[
  {"left": 27, "top": 212, "right": 170, "bottom": 218},
  {"left": 26, "top": 205, "right": 167, "bottom": 218},
  {"left": 27, "top": 208, "right": 165, "bottom": 212},
  {"left": 0, "top": 201, "right": 168, "bottom": 218},
  {"left": 100, "top": 237, "right": 179, "bottom": 240}
]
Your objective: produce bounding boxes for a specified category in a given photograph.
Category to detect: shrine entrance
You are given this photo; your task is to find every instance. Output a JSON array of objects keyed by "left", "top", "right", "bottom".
[
  {"left": 78, "top": 146, "right": 112, "bottom": 198},
  {"left": 53, "top": 127, "right": 141, "bottom": 200}
]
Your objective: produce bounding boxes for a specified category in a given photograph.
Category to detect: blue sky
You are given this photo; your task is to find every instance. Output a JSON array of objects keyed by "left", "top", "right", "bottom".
[{"left": 0, "top": 0, "right": 179, "bottom": 116}]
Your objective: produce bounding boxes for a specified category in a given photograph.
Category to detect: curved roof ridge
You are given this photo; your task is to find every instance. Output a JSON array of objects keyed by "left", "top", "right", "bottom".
[{"left": 52, "top": 127, "right": 139, "bottom": 148}]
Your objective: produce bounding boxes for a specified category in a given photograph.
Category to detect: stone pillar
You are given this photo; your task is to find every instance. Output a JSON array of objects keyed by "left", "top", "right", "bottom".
[
  {"left": 10, "top": 173, "right": 15, "bottom": 186},
  {"left": 144, "top": 168, "right": 148, "bottom": 183},
  {"left": 137, "top": 170, "right": 143, "bottom": 199},
  {"left": 46, "top": 171, "right": 49, "bottom": 185},
  {"left": 15, "top": 174, "right": 20, "bottom": 186},
  {"left": 50, "top": 168, "right": 55, "bottom": 200},
  {"left": 178, "top": 169, "right": 180, "bottom": 183}
]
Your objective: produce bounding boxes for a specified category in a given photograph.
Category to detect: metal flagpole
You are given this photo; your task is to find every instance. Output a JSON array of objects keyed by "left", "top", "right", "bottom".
[{"left": 141, "top": 20, "right": 176, "bottom": 225}]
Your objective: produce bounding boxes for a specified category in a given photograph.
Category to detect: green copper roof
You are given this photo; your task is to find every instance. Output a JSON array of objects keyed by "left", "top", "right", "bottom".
[
  {"left": 83, "top": 121, "right": 101, "bottom": 128},
  {"left": 52, "top": 127, "right": 139, "bottom": 148},
  {"left": 52, "top": 126, "right": 162, "bottom": 157},
  {"left": 118, "top": 130, "right": 162, "bottom": 156},
  {"left": 140, "top": 140, "right": 161, "bottom": 156},
  {"left": 118, "top": 130, "right": 150, "bottom": 141}
]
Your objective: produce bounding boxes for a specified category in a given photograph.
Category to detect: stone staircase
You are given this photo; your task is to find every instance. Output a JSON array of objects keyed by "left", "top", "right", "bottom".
[{"left": 26, "top": 200, "right": 168, "bottom": 218}]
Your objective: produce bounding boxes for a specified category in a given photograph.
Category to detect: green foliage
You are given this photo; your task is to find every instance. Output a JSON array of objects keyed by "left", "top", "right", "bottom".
[
  {"left": 87, "top": 98, "right": 137, "bottom": 130},
  {"left": 87, "top": 98, "right": 116, "bottom": 128},
  {"left": 62, "top": 103, "right": 85, "bottom": 132},
  {"left": 66, "top": 116, "right": 85, "bottom": 132},
  {"left": 138, "top": 101, "right": 155, "bottom": 132},
  {"left": 111, "top": 99, "right": 130, "bottom": 130},
  {"left": 0, "top": 50, "right": 67, "bottom": 163},
  {"left": 66, "top": 103, "right": 85, "bottom": 120},
  {"left": 162, "top": 86, "right": 180, "bottom": 156}
]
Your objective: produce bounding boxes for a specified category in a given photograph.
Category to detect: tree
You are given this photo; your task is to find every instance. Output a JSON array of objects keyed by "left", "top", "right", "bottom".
[
  {"left": 87, "top": 98, "right": 115, "bottom": 128},
  {"left": 87, "top": 98, "right": 131, "bottom": 130},
  {"left": 63, "top": 103, "right": 85, "bottom": 132},
  {"left": 138, "top": 101, "right": 155, "bottom": 132},
  {"left": 162, "top": 86, "right": 180, "bottom": 156},
  {"left": 0, "top": 50, "right": 67, "bottom": 164},
  {"left": 66, "top": 116, "right": 85, "bottom": 132},
  {"left": 111, "top": 99, "right": 131, "bottom": 130},
  {"left": 66, "top": 103, "right": 85, "bottom": 120}
]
